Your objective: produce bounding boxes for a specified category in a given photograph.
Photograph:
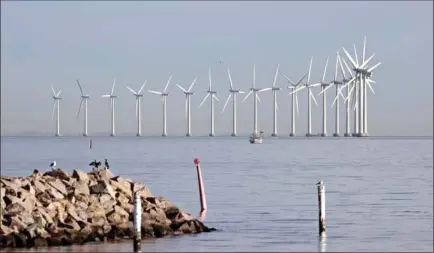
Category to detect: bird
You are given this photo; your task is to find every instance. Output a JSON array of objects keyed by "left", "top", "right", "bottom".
[
  {"left": 104, "top": 159, "right": 109, "bottom": 170},
  {"left": 49, "top": 161, "right": 56, "bottom": 170},
  {"left": 89, "top": 160, "right": 102, "bottom": 172}
]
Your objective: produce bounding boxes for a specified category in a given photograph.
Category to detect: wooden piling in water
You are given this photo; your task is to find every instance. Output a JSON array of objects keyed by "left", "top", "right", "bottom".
[
  {"left": 317, "top": 180, "right": 326, "bottom": 236},
  {"left": 133, "top": 191, "right": 142, "bottom": 252},
  {"left": 194, "top": 157, "right": 207, "bottom": 220}
]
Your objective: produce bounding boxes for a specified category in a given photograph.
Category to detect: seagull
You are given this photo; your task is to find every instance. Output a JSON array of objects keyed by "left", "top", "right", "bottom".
[
  {"left": 49, "top": 161, "right": 56, "bottom": 170},
  {"left": 104, "top": 159, "right": 109, "bottom": 170}
]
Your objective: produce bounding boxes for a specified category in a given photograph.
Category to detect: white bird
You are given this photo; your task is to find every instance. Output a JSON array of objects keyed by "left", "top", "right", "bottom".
[{"left": 49, "top": 161, "right": 57, "bottom": 170}]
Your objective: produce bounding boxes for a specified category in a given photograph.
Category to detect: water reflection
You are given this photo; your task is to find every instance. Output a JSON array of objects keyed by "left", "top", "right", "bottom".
[{"left": 318, "top": 233, "right": 327, "bottom": 252}]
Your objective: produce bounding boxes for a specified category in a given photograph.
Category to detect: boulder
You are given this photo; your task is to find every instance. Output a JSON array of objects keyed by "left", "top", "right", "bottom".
[
  {"left": 32, "top": 179, "right": 48, "bottom": 195},
  {"left": 43, "top": 169, "right": 70, "bottom": 181},
  {"left": 35, "top": 191, "right": 52, "bottom": 206},
  {"left": 47, "top": 179, "right": 68, "bottom": 196},
  {"left": 1, "top": 179, "right": 19, "bottom": 195},
  {"left": 97, "top": 169, "right": 114, "bottom": 181},
  {"left": 22, "top": 183, "right": 36, "bottom": 196},
  {"left": 89, "top": 180, "right": 116, "bottom": 199},
  {"left": 72, "top": 180, "right": 90, "bottom": 196},
  {"left": 45, "top": 186, "right": 64, "bottom": 200},
  {"left": 110, "top": 180, "right": 132, "bottom": 196}
]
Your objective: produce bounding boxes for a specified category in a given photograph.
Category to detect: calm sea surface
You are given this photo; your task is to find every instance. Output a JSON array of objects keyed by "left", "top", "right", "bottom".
[{"left": 1, "top": 136, "right": 433, "bottom": 252}]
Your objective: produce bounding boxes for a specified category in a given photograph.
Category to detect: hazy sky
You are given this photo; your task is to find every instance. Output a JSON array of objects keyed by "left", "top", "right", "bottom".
[{"left": 1, "top": 1, "right": 433, "bottom": 136}]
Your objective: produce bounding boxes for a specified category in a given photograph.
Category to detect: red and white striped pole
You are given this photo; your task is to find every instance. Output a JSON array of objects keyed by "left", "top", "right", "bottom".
[{"left": 194, "top": 157, "right": 207, "bottom": 220}]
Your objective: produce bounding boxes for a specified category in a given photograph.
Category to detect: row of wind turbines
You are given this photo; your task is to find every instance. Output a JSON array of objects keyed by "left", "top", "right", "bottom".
[{"left": 50, "top": 36, "right": 381, "bottom": 138}]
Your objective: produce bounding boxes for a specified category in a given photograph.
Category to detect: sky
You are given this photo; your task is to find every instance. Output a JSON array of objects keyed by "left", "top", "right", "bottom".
[{"left": 1, "top": 1, "right": 433, "bottom": 136}]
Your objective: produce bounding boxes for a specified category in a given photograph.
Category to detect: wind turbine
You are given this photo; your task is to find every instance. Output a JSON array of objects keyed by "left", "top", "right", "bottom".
[
  {"left": 312, "top": 57, "right": 331, "bottom": 137},
  {"left": 50, "top": 85, "right": 62, "bottom": 137},
  {"left": 76, "top": 79, "right": 91, "bottom": 137},
  {"left": 199, "top": 67, "right": 220, "bottom": 137},
  {"left": 176, "top": 77, "right": 198, "bottom": 137},
  {"left": 101, "top": 78, "right": 118, "bottom": 137},
  {"left": 148, "top": 75, "right": 173, "bottom": 137},
  {"left": 271, "top": 64, "right": 281, "bottom": 137},
  {"left": 289, "top": 57, "right": 320, "bottom": 137},
  {"left": 125, "top": 81, "right": 147, "bottom": 136},
  {"left": 241, "top": 63, "right": 272, "bottom": 135},
  {"left": 284, "top": 72, "right": 308, "bottom": 137},
  {"left": 342, "top": 36, "right": 381, "bottom": 137},
  {"left": 221, "top": 67, "right": 245, "bottom": 137}
]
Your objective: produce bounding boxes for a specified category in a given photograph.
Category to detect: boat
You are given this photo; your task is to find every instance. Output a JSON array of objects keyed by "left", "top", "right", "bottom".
[{"left": 249, "top": 131, "right": 264, "bottom": 144}]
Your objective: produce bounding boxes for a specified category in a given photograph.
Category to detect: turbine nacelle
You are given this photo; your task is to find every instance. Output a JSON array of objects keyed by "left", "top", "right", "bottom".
[
  {"left": 184, "top": 92, "right": 195, "bottom": 95},
  {"left": 271, "top": 87, "right": 281, "bottom": 91},
  {"left": 81, "top": 95, "right": 91, "bottom": 99},
  {"left": 207, "top": 91, "right": 217, "bottom": 94},
  {"left": 229, "top": 89, "right": 243, "bottom": 93},
  {"left": 161, "top": 93, "right": 170, "bottom": 97}
]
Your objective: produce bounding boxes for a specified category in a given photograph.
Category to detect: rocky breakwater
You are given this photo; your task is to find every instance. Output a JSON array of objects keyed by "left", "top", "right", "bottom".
[{"left": 0, "top": 168, "right": 215, "bottom": 248}]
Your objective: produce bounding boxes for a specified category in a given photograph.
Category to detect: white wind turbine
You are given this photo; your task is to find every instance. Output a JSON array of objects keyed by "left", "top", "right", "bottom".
[
  {"left": 76, "top": 79, "right": 91, "bottom": 137},
  {"left": 241, "top": 63, "right": 272, "bottom": 135},
  {"left": 148, "top": 75, "right": 173, "bottom": 137},
  {"left": 125, "top": 81, "right": 147, "bottom": 136},
  {"left": 271, "top": 64, "right": 281, "bottom": 137},
  {"left": 101, "top": 78, "right": 118, "bottom": 137},
  {"left": 199, "top": 67, "right": 220, "bottom": 137},
  {"left": 221, "top": 67, "right": 245, "bottom": 137},
  {"left": 289, "top": 57, "right": 320, "bottom": 137},
  {"left": 311, "top": 57, "right": 331, "bottom": 137},
  {"left": 284, "top": 72, "right": 308, "bottom": 137},
  {"left": 341, "top": 36, "right": 381, "bottom": 137},
  {"left": 50, "top": 84, "right": 62, "bottom": 137},
  {"left": 176, "top": 77, "right": 198, "bottom": 137}
]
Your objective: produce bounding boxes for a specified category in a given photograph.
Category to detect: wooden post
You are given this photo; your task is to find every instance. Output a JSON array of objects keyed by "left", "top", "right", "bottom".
[
  {"left": 133, "top": 191, "right": 142, "bottom": 252},
  {"left": 317, "top": 180, "right": 326, "bottom": 236},
  {"left": 194, "top": 157, "right": 207, "bottom": 220}
]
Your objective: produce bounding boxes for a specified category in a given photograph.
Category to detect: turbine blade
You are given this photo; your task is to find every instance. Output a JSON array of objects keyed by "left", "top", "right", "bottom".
[
  {"left": 256, "top": 93, "right": 261, "bottom": 103},
  {"left": 367, "top": 62, "right": 382, "bottom": 72},
  {"left": 360, "top": 53, "right": 375, "bottom": 69},
  {"left": 317, "top": 84, "right": 333, "bottom": 96},
  {"left": 227, "top": 68, "right": 234, "bottom": 90},
  {"left": 337, "top": 52, "right": 347, "bottom": 79},
  {"left": 272, "top": 64, "right": 280, "bottom": 87},
  {"left": 148, "top": 90, "right": 162, "bottom": 95},
  {"left": 239, "top": 91, "right": 245, "bottom": 94},
  {"left": 342, "top": 47, "right": 357, "bottom": 69},
  {"left": 51, "top": 84, "right": 56, "bottom": 96},
  {"left": 362, "top": 36, "right": 367, "bottom": 63},
  {"left": 187, "top": 77, "right": 197, "bottom": 92},
  {"left": 51, "top": 99, "right": 56, "bottom": 120},
  {"left": 258, "top": 87, "right": 272, "bottom": 92},
  {"left": 289, "top": 85, "right": 306, "bottom": 95},
  {"left": 345, "top": 83, "right": 356, "bottom": 103},
  {"left": 213, "top": 94, "right": 220, "bottom": 102},
  {"left": 334, "top": 52, "right": 339, "bottom": 81},
  {"left": 77, "top": 98, "right": 84, "bottom": 119},
  {"left": 56, "top": 90, "right": 62, "bottom": 97},
  {"left": 296, "top": 72, "right": 308, "bottom": 86},
  {"left": 101, "top": 94, "right": 111, "bottom": 98},
  {"left": 321, "top": 57, "right": 329, "bottom": 82},
  {"left": 111, "top": 78, "right": 116, "bottom": 95},
  {"left": 76, "top": 79, "right": 84, "bottom": 96},
  {"left": 367, "top": 81, "right": 375, "bottom": 95},
  {"left": 241, "top": 90, "right": 253, "bottom": 103},
  {"left": 284, "top": 76, "right": 296, "bottom": 86},
  {"left": 138, "top": 80, "right": 147, "bottom": 94},
  {"left": 163, "top": 75, "right": 172, "bottom": 93},
  {"left": 176, "top": 83, "right": 187, "bottom": 93},
  {"left": 221, "top": 93, "right": 232, "bottom": 114},
  {"left": 199, "top": 93, "right": 210, "bottom": 108},
  {"left": 353, "top": 44, "right": 359, "bottom": 66},
  {"left": 342, "top": 57, "right": 353, "bottom": 76},
  {"left": 307, "top": 57, "right": 313, "bottom": 83},
  {"left": 125, "top": 85, "right": 137, "bottom": 95},
  {"left": 310, "top": 89, "right": 318, "bottom": 106}
]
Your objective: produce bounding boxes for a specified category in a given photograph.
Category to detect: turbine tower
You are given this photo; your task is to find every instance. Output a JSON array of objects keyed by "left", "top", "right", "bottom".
[
  {"left": 312, "top": 57, "right": 331, "bottom": 137},
  {"left": 101, "top": 78, "right": 118, "bottom": 137},
  {"left": 149, "top": 75, "right": 173, "bottom": 137},
  {"left": 289, "top": 57, "right": 320, "bottom": 137},
  {"left": 50, "top": 85, "right": 62, "bottom": 137},
  {"left": 284, "top": 73, "right": 307, "bottom": 137},
  {"left": 176, "top": 77, "right": 198, "bottom": 137},
  {"left": 271, "top": 64, "right": 281, "bottom": 137},
  {"left": 241, "top": 63, "right": 272, "bottom": 135},
  {"left": 199, "top": 67, "right": 220, "bottom": 137},
  {"left": 76, "top": 79, "right": 91, "bottom": 137},
  {"left": 221, "top": 67, "right": 244, "bottom": 137},
  {"left": 125, "top": 81, "right": 147, "bottom": 136},
  {"left": 342, "top": 36, "right": 381, "bottom": 137}
]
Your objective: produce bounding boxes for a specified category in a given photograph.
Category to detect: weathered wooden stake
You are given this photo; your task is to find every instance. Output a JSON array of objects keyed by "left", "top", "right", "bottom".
[
  {"left": 317, "top": 180, "right": 326, "bottom": 236},
  {"left": 133, "top": 191, "right": 142, "bottom": 252},
  {"left": 194, "top": 157, "right": 207, "bottom": 220}
]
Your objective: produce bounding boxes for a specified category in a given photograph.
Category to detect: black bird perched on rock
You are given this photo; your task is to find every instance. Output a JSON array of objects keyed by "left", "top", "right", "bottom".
[
  {"left": 104, "top": 159, "right": 109, "bottom": 170},
  {"left": 89, "top": 160, "right": 101, "bottom": 169}
]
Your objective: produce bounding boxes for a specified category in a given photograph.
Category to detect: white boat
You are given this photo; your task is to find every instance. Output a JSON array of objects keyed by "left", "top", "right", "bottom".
[{"left": 249, "top": 131, "right": 263, "bottom": 144}]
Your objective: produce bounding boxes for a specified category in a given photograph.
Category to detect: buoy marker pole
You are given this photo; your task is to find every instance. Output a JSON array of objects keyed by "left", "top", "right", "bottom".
[
  {"left": 317, "top": 180, "right": 326, "bottom": 237},
  {"left": 194, "top": 157, "right": 207, "bottom": 220},
  {"left": 133, "top": 191, "right": 142, "bottom": 252}
]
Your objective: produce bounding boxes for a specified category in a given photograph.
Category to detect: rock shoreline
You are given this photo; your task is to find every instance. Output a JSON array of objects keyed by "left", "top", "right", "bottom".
[{"left": 0, "top": 168, "right": 215, "bottom": 248}]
